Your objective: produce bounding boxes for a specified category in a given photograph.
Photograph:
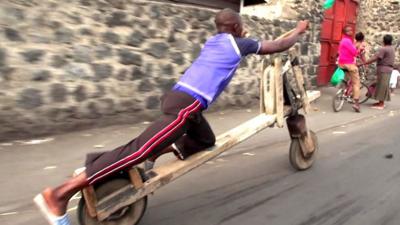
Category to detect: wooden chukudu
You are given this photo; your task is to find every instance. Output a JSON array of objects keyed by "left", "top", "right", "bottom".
[{"left": 77, "top": 29, "right": 321, "bottom": 225}]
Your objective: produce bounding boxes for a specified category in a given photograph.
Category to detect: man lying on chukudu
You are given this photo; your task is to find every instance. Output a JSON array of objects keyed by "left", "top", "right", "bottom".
[{"left": 34, "top": 8, "right": 308, "bottom": 225}]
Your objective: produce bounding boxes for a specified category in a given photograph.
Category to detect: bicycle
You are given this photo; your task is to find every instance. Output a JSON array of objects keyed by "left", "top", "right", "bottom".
[{"left": 332, "top": 65, "right": 375, "bottom": 112}]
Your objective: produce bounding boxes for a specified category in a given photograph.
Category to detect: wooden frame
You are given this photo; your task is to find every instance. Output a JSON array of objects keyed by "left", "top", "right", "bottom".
[
  {"left": 80, "top": 28, "right": 321, "bottom": 221},
  {"left": 93, "top": 90, "right": 320, "bottom": 220},
  {"left": 82, "top": 186, "right": 97, "bottom": 218}
]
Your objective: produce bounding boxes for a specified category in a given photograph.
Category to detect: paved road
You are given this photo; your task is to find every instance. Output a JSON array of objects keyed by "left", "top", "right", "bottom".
[
  {"left": 1, "top": 89, "right": 400, "bottom": 225},
  {"left": 139, "top": 112, "right": 400, "bottom": 225}
]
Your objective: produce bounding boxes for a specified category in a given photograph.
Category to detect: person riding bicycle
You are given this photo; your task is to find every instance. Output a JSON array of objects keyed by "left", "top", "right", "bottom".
[
  {"left": 33, "top": 8, "right": 309, "bottom": 225},
  {"left": 338, "top": 25, "right": 361, "bottom": 112}
]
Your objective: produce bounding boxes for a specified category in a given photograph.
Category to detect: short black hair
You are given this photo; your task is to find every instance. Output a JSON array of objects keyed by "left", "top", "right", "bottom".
[
  {"left": 355, "top": 32, "right": 364, "bottom": 42},
  {"left": 383, "top": 34, "right": 393, "bottom": 45}
]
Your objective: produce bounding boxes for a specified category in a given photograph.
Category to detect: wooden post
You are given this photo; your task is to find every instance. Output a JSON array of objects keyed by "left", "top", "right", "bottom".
[
  {"left": 293, "top": 66, "right": 311, "bottom": 114},
  {"left": 289, "top": 49, "right": 310, "bottom": 114},
  {"left": 259, "top": 28, "right": 296, "bottom": 115},
  {"left": 82, "top": 186, "right": 98, "bottom": 218},
  {"left": 260, "top": 59, "right": 266, "bottom": 114},
  {"left": 274, "top": 57, "right": 284, "bottom": 127},
  {"left": 265, "top": 65, "right": 276, "bottom": 114},
  {"left": 129, "top": 167, "right": 144, "bottom": 189},
  {"left": 260, "top": 60, "right": 275, "bottom": 114}
]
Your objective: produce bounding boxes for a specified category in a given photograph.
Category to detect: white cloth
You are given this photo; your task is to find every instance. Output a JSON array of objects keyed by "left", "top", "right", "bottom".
[
  {"left": 53, "top": 214, "right": 71, "bottom": 225},
  {"left": 33, "top": 194, "right": 72, "bottom": 225},
  {"left": 390, "top": 70, "right": 400, "bottom": 88}
]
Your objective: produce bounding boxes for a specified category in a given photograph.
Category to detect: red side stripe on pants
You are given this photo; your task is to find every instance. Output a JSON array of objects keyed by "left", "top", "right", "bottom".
[{"left": 88, "top": 100, "right": 201, "bottom": 184}]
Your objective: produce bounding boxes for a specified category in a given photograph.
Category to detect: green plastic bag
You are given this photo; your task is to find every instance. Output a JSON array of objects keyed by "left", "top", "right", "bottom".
[
  {"left": 330, "top": 67, "right": 345, "bottom": 86},
  {"left": 323, "top": 0, "right": 335, "bottom": 9}
]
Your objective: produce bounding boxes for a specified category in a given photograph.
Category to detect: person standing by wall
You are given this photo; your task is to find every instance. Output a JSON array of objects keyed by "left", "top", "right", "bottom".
[
  {"left": 360, "top": 34, "right": 396, "bottom": 109},
  {"left": 338, "top": 25, "right": 361, "bottom": 112}
]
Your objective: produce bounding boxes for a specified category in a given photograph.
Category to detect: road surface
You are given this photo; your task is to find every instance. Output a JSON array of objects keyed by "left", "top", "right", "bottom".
[{"left": 0, "top": 107, "right": 399, "bottom": 225}]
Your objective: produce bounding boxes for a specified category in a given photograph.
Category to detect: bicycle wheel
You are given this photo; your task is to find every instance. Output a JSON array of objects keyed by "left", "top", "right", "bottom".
[
  {"left": 359, "top": 83, "right": 370, "bottom": 104},
  {"left": 332, "top": 88, "right": 345, "bottom": 112}
]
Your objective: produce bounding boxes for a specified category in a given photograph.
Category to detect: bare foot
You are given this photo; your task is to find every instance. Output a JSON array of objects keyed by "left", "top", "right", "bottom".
[
  {"left": 42, "top": 188, "right": 68, "bottom": 216},
  {"left": 352, "top": 104, "right": 361, "bottom": 113}
]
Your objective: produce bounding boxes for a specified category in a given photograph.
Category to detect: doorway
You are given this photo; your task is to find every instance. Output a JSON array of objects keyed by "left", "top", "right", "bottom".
[{"left": 317, "top": 0, "right": 359, "bottom": 85}]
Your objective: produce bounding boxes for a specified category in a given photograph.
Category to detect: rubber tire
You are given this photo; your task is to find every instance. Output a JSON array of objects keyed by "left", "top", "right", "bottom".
[
  {"left": 332, "top": 89, "right": 345, "bottom": 112},
  {"left": 359, "top": 83, "right": 370, "bottom": 104},
  {"left": 77, "top": 178, "right": 147, "bottom": 225},
  {"left": 289, "top": 131, "right": 318, "bottom": 171}
]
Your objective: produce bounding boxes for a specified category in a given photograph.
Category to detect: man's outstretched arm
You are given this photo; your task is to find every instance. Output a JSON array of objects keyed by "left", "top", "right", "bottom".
[{"left": 258, "top": 20, "right": 309, "bottom": 55}]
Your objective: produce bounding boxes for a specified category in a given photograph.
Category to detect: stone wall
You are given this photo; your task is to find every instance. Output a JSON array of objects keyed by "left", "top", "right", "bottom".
[
  {"left": 0, "top": 0, "right": 323, "bottom": 141},
  {"left": 242, "top": 0, "right": 323, "bottom": 21},
  {"left": 357, "top": 0, "right": 400, "bottom": 58}
]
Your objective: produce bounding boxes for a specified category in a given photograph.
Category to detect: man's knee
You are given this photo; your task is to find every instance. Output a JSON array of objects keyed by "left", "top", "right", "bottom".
[
  {"left": 347, "top": 65, "right": 358, "bottom": 73},
  {"left": 352, "top": 68, "right": 359, "bottom": 75},
  {"left": 173, "top": 135, "right": 216, "bottom": 160},
  {"left": 206, "top": 134, "right": 216, "bottom": 148}
]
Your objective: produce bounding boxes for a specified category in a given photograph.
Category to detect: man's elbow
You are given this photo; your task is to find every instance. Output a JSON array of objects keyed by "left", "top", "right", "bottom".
[{"left": 259, "top": 44, "right": 284, "bottom": 55}]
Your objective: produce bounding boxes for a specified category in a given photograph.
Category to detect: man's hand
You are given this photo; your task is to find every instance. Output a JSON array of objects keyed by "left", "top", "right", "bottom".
[{"left": 296, "top": 20, "right": 309, "bottom": 34}]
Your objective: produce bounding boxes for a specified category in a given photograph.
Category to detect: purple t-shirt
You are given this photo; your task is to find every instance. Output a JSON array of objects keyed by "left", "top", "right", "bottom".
[
  {"left": 234, "top": 37, "right": 261, "bottom": 56},
  {"left": 173, "top": 34, "right": 261, "bottom": 108}
]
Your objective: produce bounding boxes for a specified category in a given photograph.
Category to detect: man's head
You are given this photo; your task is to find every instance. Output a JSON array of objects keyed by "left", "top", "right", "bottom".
[
  {"left": 355, "top": 32, "right": 364, "bottom": 42},
  {"left": 383, "top": 34, "right": 393, "bottom": 46},
  {"left": 215, "top": 8, "right": 244, "bottom": 37},
  {"left": 342, "top": 25, "right": 353, "bottom": 36}
]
